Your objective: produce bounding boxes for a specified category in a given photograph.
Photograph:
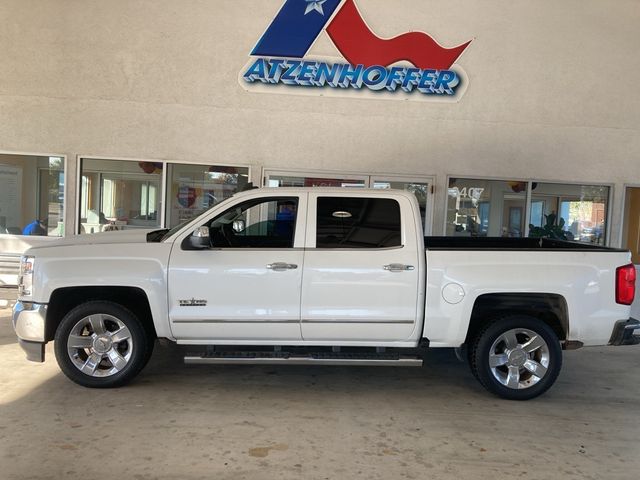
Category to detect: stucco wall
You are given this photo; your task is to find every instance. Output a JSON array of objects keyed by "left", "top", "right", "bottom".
[{"left": 0, "top": 0, "right": 639, "bottom": 240}]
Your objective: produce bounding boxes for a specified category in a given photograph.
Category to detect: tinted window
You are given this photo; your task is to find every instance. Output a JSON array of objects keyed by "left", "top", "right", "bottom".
[
  {"left": 316, "top": 197, "right": 401, "bottom": 248},
  {"left": 208, "top": 197, "right": 298, "bottom": 248}
]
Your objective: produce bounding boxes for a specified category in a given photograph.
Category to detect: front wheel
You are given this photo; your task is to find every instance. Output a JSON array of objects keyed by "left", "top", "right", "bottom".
[
  {"left": 469, "top": 315, "right": 562, "bottom": 400},
  {"left": 54, "top": 301, "right": 153, "bottom": 388}
]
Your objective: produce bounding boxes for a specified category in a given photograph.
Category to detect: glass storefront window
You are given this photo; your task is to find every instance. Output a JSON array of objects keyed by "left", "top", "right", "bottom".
[
  {"left": 79, "top": 159, "right": 162, "bottom": 234},
  {"left": 447, "top": 177, "right": 610, "bottom": 244},
  {"left": 0, "top": 154, "right": 64, "bottom": 237},
  {"left": 529, "top": 183, "right": 609, "bottom": 244},
  {"left": 447, "top": 178, "right": 526, "bottom": 237},
  {"left": 166, "top": 164, "right": 249, "bottom": 228}
]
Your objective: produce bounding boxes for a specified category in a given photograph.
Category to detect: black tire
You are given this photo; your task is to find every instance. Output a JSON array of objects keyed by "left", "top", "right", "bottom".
[
  {"left": 469, "top": 315, "right": 562, "bottom": 400},
  {"left": 54, "top": 301, "right": 153, "bottom": 388}
]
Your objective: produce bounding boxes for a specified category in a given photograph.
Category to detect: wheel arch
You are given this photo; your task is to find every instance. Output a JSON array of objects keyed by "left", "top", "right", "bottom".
[
  {"left": 465, "top": 292, "right": 569, "bottom": 345},
  {"left": 46, "top": 286, "right": 157, "bottom": 341}
]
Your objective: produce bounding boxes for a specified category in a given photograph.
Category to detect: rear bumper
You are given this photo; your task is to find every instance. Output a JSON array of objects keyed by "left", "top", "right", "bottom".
[{"left": 609, "top": 318, "right": 640, "bottom": 346}]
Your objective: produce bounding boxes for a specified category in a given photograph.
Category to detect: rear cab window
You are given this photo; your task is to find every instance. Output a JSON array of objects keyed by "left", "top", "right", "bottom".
[{"left": 315, "top": 197, "right": 402, "bottom": 248}]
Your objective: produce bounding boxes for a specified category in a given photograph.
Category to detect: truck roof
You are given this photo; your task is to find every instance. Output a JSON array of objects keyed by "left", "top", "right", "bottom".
[{"left": 242, "top": 186, "right": 419, "bottom": 199}]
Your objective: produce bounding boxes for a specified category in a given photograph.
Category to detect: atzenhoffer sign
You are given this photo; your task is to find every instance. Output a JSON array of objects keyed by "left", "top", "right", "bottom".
[{"left": 240, "top": 0, "right": 472, "bottom": 102}]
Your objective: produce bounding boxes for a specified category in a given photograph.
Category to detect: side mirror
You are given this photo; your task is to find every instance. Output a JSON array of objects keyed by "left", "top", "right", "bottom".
[
  {"left": 232, "top": 219, "right": 246, "bottom": 234},
  {"left": 188, "top": 226, "right": 210, "bottom": 249}
]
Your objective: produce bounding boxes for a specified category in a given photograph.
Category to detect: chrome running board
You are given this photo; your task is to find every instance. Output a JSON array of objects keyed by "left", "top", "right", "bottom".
[{"left": 184, "top": 352, "right": 423, "bottom": 367}]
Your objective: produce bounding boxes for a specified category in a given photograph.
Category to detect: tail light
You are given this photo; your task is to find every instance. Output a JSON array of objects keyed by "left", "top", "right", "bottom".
[{"left": 616, "top": 264, "right": 636, "bottom": 305}]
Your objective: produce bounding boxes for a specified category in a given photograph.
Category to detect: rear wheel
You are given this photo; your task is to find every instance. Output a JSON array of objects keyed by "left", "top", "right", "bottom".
[
  {"left": 54, "top": 301, "right": 153, "bottom": 388},
  {"left": 469, "top": 315, "right": 562, "bottom": 400}
]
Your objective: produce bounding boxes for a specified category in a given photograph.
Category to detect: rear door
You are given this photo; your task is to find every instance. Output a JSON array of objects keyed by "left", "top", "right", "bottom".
[{"left": 300, "top": 192, "right": 421, "bottom": 342}]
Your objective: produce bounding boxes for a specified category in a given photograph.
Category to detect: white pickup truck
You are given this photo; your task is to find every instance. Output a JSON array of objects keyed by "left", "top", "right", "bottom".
[{"left": 12, "top": 188, "right": 639, "bottom": 399}]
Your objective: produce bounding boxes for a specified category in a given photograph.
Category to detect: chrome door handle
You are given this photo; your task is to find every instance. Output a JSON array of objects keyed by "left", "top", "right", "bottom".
[
  {"left": 267, "top": 262, "right": 298, "bottom": 271},
  {"left": 384, "top": 263, "right": 415, "bottom": 272}
]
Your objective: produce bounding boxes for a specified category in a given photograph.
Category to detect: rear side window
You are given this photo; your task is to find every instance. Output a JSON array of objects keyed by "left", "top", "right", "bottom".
[{"left": 316, "top": 197, "right": 401, "bottom": 248}]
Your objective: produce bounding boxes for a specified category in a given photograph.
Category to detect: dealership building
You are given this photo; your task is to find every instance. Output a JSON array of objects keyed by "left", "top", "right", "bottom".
[{"left": 1, "top": 0, "right": 639, "bottom": 295}]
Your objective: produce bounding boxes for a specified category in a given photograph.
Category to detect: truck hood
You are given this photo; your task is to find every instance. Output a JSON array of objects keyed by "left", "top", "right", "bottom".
[{"left": 28, "top": 229, "right": 158, "bottom": 251}]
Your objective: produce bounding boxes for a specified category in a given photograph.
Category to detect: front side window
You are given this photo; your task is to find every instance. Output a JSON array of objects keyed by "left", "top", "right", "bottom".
[
  {"left": 316, "top": 197, "right": 401, "bottom": 248},
  {"left": 207, "top": 197, "right": 298, "bottom": 248},
  {"left": 79, "top": 158, "right": 162, "bottom": 234},
  {"left": 0, "top": 154, "right": 64, "bottom": 237}
]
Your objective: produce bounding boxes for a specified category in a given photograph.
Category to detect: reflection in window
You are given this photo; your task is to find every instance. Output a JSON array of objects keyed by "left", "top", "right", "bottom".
[
  {"left": 447, "top": 179, "right": 526, "bottom": 237},
  {"left": 167, "top": 164, "right": 249, "bottom": 228},
  {"left": 0, "top": 154, "right": 64, "bottom": 237},
  {"left": 79, "top": 159, "right": 162, "bottom": 234},
  {"left": 530, "top": 200, "right": 545, "bottom": 228},
  {"left": 528, "top": 183, "right": 609, "bottom": 245}
]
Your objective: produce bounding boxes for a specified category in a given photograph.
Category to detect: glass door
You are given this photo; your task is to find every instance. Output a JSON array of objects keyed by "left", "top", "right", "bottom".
[
  {"left": 622, "top": 187, "right": 640, "bottom": 318},
  {"left": 265, "top": 170, "right": 368, "bottom": 189},
  {"left": 264, "top": 170, "right": 433, "bottom": 235},
  {"left": 264, "top": 170, "right": 434, "bottom": 234},
  {"left": 372, "top": 177, "right": 433, "bottom": 235},
  {"left": 623, "top": 187, "right": 640, "bottom": 264}
]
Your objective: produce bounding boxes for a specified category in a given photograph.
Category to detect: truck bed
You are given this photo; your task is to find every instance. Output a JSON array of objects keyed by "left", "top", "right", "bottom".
[{"left": 424, "top": 236, "right": 625, "bottom": 252}]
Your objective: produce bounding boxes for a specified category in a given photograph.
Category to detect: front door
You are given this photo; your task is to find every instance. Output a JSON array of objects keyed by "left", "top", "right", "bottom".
[
  {"left": 300, "top": 193, "right": 422, "bottom": 342},
  {"left": 168, "top": 194, "right": 306, "bottom": 342}
]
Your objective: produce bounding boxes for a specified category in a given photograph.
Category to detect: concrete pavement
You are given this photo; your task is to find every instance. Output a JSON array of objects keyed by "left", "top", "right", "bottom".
[{"left": 1, "top": 307, "right": 639, "bottom": 480}]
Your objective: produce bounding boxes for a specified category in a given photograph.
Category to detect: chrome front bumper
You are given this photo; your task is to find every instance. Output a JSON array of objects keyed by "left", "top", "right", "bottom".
[
  {"left": 609, "top": 318, "right": 640, "bottom": 346},
  {"left": 12, "top": 301, "right": 47, "bottom": 362}
]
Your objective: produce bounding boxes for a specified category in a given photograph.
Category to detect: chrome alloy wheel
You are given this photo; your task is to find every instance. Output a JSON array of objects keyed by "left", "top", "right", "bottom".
[
  {"left": 66, "top": 314, "right": 134, "bottom": 377},
  {"left": 488, "top": 328, "right": 550, "bottom": 390}
]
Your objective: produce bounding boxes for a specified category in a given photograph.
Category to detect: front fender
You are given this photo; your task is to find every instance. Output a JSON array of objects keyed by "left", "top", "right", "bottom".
[{"left": 31, "top": 243, "right": 173, "bottom": 339}]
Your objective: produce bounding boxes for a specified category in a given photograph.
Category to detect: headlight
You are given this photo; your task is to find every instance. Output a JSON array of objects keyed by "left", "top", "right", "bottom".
[{"left": 18, "top": 255, "right": 35, "bottom": 298}]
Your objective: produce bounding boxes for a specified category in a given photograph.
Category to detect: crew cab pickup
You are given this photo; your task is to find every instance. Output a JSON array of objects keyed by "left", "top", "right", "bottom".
[{"left": 12, "top": 188, "right": 639, "bottom": 399}]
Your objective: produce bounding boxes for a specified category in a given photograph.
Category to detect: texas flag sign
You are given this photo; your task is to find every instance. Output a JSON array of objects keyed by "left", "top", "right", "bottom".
[{"left": 240, "top": 0, "right": 472, "bottom": 102}]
